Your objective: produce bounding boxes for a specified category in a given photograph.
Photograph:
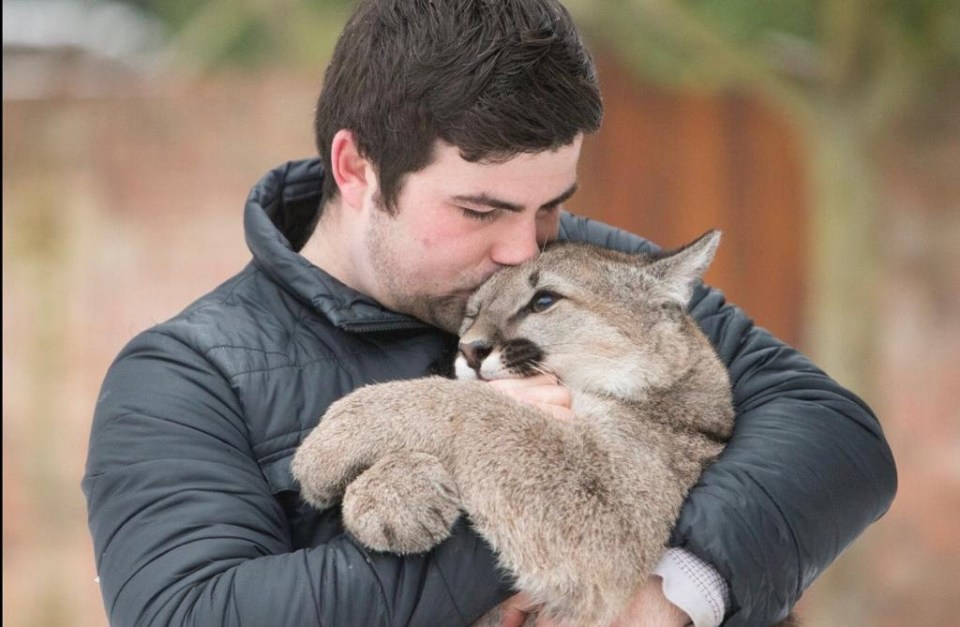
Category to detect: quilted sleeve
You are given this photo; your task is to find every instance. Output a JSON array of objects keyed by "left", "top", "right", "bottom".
[
  {"left": 560, "top": 212, "right": 897, "bottom": 625},
  {"left": 682, "top": 285, "right": 896, "bottom": 625},
  {"left": 82, "top": 330, "right": 509, "bottom": 626}
]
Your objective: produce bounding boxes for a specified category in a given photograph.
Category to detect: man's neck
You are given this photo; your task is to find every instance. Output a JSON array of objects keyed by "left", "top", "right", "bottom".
[{"left": 301, "top": 200, "right": 367, "bottom": 295}]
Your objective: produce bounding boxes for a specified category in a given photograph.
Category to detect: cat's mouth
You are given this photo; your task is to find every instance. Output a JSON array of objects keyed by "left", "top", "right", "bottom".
[
  {"left": 454, "top": 339, "right": 551, "bottom": 382},
  {"left": 455, "top": 353, "right": 516, "bottom": 381},
  {"left": 454, "top": 358, "right": 540, "bottom": 383},
  {"left": 454, "top": 353, "right": 497, "bottom": 381}
]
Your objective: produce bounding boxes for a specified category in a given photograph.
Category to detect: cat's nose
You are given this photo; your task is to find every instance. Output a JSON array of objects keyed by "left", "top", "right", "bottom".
[{"left": 459, "top": 340, "right": 492, "bottom": 371}]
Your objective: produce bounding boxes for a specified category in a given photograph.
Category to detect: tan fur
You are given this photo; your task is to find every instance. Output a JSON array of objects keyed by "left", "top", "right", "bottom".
[{"left": 292, "top": 231, "right": 734, "bottom": 626}]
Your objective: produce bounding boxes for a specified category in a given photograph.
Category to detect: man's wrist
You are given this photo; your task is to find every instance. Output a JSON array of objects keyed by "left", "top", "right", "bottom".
[
  {"left": 611, "top": 576, "right": 691, "bottom": 627},
  {"left": 656, "top": 578, "right": 695, "bottom": 627}
]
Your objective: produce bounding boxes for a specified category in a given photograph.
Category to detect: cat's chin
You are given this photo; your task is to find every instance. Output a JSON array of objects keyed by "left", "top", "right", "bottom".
[
  {"left": 454, "top": 355, "right": 530, "bottom": 382},
  {"left": 454, "top": 356, "right": 479, "bottom": 381}
]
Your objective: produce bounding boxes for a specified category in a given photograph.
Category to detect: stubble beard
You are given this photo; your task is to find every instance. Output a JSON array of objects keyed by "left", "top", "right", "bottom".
[{"left": 365, "top": 210, "right": 477, "bottom": 334}]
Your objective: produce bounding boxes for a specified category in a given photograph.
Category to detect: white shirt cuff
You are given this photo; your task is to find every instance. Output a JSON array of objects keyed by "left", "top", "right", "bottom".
[{"left": 653, "top": 547, "right": 729, "bottom": 627}]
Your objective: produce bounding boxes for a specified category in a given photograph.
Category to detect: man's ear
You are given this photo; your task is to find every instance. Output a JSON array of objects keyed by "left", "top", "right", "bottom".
[{"left": 329, "top": 129, "right": 375, "bottom": 210}]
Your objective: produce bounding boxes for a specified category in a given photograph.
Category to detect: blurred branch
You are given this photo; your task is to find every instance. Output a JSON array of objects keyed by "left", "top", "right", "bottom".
[
  {"left": 828, "top": 0, "right": 960, "bottom": 140},
  {"left": 759, "top": 32, "right": 824, "bottom": 84},
  {"left": 860, "top": 21, "right": 923, "bottom": 138},
  {"left": 819, "top": 0, "right": 873, "bottom": 89},
  {"left": 574, "top": 0, "right": 818, "bottom": 123},
  {"left": 156, "top": 0, "right": 349, "bottom": 76},
  {"left": 160, "top": 0, "right": 256, "bottom": 74}
]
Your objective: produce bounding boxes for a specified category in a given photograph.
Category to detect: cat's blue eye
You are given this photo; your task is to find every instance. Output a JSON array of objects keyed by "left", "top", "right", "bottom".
[{"left": 530, "top": 291, "right": 558, "bottom": 313}]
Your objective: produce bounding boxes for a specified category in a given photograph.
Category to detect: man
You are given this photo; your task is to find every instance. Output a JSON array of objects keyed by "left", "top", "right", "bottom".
[{"left": 83, "top": 1, "right": 897, "bottom": 625}]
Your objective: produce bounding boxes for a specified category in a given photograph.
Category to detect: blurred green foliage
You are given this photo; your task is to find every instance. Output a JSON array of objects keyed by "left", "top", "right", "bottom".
[
  {"left": 119, "top": 0, "right": 958, "bottom": 89},
  {"left": 568, "top": 0, "right": 959, "bottom": 113},
  {"left": 121, "top": 0, "right": 355, "bottom": 70},
  {"left": 685, "top": 0, "right": 817, "bottom": 40}
]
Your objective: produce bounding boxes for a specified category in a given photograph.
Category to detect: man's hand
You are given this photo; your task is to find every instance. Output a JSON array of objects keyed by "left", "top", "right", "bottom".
[
  {"left": 498, "top": 592, "right": 538, "bottom": 627},
  {"left": 486, "top": 374, "right": 575, "bottom": 421},
  {"left": 610, "top": 576, "right": 691, "bottom": 627},
  {"left": 496, "top": 577, "right": 691, "bottom": 627}
]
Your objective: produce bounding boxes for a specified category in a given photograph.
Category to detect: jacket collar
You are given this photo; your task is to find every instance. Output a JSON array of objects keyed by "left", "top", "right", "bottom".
[{"left": 244, "top": 159, "right": 429, "bottom": 332}]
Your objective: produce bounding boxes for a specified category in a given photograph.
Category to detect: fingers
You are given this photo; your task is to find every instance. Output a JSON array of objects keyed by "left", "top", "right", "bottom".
[
  {"left": 499, "top": 606, "right": 530, "bottom": 627},
  {"left": 533, "top": 402, "right": 576, "bottom": 422},
  {"left": 499, "top": 592, "right": 539, "bottom": 627},
  {"left": 608, "top": 576, "right": 692, "bottom": 627},
  {"left": 490, "top": 379, "right": 573, "bottom": 412},
  {"left": 487, "top": 373, "right": 560, "bottom": 389}
]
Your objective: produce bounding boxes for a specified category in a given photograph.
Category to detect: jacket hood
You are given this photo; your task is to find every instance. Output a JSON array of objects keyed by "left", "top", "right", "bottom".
[{"left": 244, "top": 159, "right": 428, "bottom": 332}]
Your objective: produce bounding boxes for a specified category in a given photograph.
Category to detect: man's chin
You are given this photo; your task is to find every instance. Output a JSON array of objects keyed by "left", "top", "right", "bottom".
[
  {"left": 405, "top": 293, "right": 470, "bottom": 334},
  {"left": 433, "top": 297, "right": 472, "bottom": 334}
]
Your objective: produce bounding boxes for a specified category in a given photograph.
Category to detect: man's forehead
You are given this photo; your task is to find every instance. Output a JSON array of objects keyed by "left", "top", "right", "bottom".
[
  {"left": 429, "top": 136, "right": 583, "bottom": 166},
  {"left": 423, "top": 138, "right": 582, "bottom": 204}
]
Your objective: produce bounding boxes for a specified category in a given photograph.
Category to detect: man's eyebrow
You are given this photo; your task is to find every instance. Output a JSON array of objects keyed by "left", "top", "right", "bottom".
[
  {"left": 452, "top": 183, "right": 579, "bottom": 213},
  {"left": 542, "top": 183, "right": 579, "bottom": 209}
]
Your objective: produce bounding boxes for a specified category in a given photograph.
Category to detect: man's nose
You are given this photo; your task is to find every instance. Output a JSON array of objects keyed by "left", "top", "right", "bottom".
[
  {"left": 459, "top": 340, "right": 492, "bottom": 371},
  {"left": 490, "top": 220, "right": 541, "bottom": 266}
]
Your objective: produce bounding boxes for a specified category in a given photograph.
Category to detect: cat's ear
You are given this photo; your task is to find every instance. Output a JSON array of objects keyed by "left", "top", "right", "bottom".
[{"left": 647, "top": 230, "right": 721, "bottom": 305}]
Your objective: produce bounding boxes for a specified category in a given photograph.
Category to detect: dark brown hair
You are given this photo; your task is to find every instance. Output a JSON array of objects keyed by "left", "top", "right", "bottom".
[{"left": 314, "top": 0, "right": 603, "bottom": 213}]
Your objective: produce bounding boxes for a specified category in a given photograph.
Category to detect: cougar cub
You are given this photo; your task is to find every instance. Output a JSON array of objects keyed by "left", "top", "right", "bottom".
[{"left": 293, "top": 231, "right": 734, "bottom": 626}]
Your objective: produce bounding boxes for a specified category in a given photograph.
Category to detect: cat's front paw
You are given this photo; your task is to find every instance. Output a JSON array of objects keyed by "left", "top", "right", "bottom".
[
  {"left": 291, "top": 436, "right": 358, "bottom": 511},
  {"left": 343, "top": 451, "right": 461, "bottom": 554}
]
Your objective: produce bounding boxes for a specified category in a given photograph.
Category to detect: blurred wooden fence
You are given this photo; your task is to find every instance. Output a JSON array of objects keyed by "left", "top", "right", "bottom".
[{"left": 572, "top": 54, "right": 807, "bottom": 346}]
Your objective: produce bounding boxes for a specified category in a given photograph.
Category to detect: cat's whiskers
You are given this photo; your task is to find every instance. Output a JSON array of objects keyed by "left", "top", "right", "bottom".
[
  {"left": 534, "top": 342, "right": 627, "bottom": 369},
  {"left": 538, "top": 340, "right": 603, "bottom": 350},
  {"left": 528, "top": 361, "right": 558, "bottom": 381}
]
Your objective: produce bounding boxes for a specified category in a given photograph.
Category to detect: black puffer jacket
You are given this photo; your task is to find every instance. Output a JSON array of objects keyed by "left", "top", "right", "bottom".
[{"left": 83, "top": 159, "right": 896, "bottom": 626}]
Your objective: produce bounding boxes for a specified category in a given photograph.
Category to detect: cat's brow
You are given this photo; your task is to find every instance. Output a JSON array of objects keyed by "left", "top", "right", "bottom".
[{"left": 528, "top": 271, "right": 540, "bottom": 288}]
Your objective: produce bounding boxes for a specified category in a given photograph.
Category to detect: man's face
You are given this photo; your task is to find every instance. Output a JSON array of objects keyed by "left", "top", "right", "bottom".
[{"left": 365, "top": 137, "right": 582, "bottom": 332}]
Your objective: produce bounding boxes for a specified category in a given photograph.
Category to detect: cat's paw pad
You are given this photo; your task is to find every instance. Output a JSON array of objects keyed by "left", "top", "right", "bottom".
[{"left": 342, "top": 451, "right": 461, "bottom": 554}]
